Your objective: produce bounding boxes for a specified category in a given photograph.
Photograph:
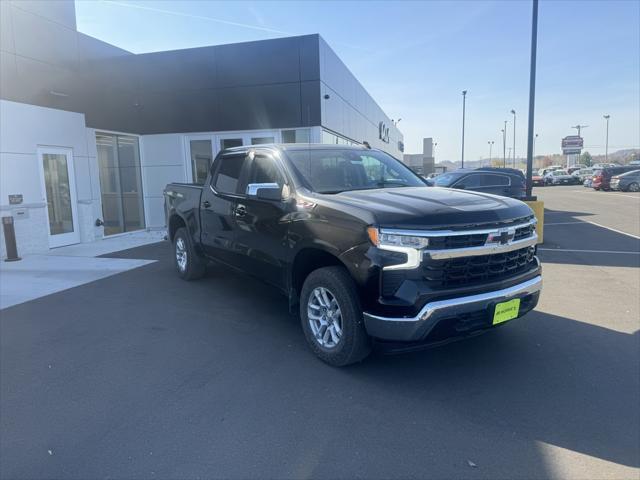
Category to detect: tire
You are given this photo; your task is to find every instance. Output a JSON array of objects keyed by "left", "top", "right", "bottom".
[
  {"left": 173, "top": 227, "right": 206, "bottom": 280},
  {"left": 300, "top": 266, "right": 372, "bottom": 366},
  {"left": 627, "top": 182, "right": 639, "bottom": 192}
]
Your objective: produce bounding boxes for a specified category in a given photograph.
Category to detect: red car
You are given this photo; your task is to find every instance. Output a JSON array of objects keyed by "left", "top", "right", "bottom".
[
  {"left": 593, "top": 166, "right": 639, "bottom": 190},
  {"left": 532, "top": 174, "right": 545, "bottom": 186}
]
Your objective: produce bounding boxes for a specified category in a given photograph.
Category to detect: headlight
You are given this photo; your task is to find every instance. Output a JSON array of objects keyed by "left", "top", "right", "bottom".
[{"left": 367, "top": 227, "right": 430, "bottom": 249}]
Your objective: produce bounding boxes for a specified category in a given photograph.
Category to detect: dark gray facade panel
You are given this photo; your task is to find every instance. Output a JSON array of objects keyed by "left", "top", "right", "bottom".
[
  {"left": 298, "top": 35, "right": 321, "bottom": 81},
  {"left": 215, "top": 36, "right": 304, "bottom": 88},
  {"left": 135, "top": 88, "right": 219, "bottom": 134},
  {"left": 11, "top": 3, "right": 79, "bottom": 69},
  {"left": 300, "top": 81, "right": 322, "bottom": 127},
  {"left": 216, "top": 83, "right": 303, "bottom": 131},
  {"left": 0, "top": 1, "right": 15, "bottom": 54},
  {"left": 136, "top": 47, "right": 217, "bottom": 93},
  {"left": 77, "top": 33, "right": 131, "bottom": 62},
  {"left": 11, "top": 0, "right": 77, "bottom": 30}
]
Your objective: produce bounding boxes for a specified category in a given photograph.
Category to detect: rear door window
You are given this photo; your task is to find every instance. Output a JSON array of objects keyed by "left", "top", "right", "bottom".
[
  {"left": 455, "top": 174, "right": 481, "bottom": 188},
  {"left": 483, "top": 174, "right": 510, "bottom": 186}
]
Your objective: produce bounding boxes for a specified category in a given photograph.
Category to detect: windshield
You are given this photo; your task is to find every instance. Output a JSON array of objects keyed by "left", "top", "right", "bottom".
[
  {"left": 433, "top": 172, "right": 465, "bottom": 187},
  {"left": 285, "top": 148, "right": 425, "bottom": 193}
]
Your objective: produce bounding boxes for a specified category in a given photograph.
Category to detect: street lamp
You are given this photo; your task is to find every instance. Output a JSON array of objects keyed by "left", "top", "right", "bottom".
[
  {"left": 461, "top": 90, "right": 467, "bottom": 168},
  {"left": 510, "top": 109, "right": 516, "bottom": 167},
  {"left": 502, "top": 120, "right": 507, "bottom": 167},
  {"left": 603, "top": 115, "right": 610, "bottom": 162},
  {"left": 488, "top": 141, "right": 494, "bottom": 166}
]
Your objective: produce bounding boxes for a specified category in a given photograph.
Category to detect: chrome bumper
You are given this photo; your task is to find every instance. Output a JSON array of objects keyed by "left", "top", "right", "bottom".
[{"left": 363, "top": 275, "right": 542, "bottom": 342}]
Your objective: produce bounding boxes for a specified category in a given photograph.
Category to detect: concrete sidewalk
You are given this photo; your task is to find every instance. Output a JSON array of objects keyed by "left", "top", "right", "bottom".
[{"left": 0, "top": 230, "right": 164, "bottom": 309}]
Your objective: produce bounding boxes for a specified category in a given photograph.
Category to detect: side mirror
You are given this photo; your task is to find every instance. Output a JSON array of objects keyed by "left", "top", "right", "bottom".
[{"left": 247, "top": 182, "right": 282, "bottom": 200}]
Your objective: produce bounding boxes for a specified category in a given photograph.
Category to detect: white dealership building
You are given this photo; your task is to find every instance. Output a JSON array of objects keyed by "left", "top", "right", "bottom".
[{"left": 0, "top": 0, "right": 403, "bottom": 257}]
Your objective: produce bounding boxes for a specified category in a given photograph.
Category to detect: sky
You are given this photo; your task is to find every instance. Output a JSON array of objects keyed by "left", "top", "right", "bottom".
[{"left": 75, "top": 0, "right": 640, "bottom": 162}]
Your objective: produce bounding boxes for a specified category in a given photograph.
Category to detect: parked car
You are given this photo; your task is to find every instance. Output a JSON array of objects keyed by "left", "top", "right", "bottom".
[
  {"left": 592, "top": 163, "right": 617, "bottom": 169},
  {"left": 572, "top": 167, "right": 593, "bottom": 183},
  {"left": 532, "top": 173, "right": 545, "bottom": 187},
  {"left": 432, "top": 167, "right": 526, "bottom": 199},
  {"left": 567, "top": 165, "right": 586, "bottom": 175},
  {"left": 164, "top": 144, "right": 541, "bottom": 366},
  {"left": 610, "top": 169, "right": 640, "bottom": 192},
  {"left": 538, "top": 167, "right": 562, "bottom": 177},
  {"left": 593, "top": 166, "right": 640, "bottom": 190},
  {"left": 583, "top": 177, "right": 593, "bottom": 188},
  {"left": 629, "top": 160, "right": 640, "bottom": 166},
  {"left": 544, "top": 169, "right": 575, "bottom": 185}
]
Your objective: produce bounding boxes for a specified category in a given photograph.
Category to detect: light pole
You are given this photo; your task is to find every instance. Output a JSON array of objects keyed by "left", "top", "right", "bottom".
[
  {"left": 511, "top": 109, "right": 516, "bottom": 167},
  {"left": 533, "top": 133, "right": 539, "bottom": 161},
  {"left": 488, "top": 141, "right": 494, "bottom": 166},
  {"left": 502, "top": 120, "right": 507, "bottom": 167},
  {"left": 525, "top": 0, "right": 539, "bottom": 198},
  {"left": 461, "top": 90, "right": 467, "bottom": 168},
  {"left": 603, "top": 115, "right": 610, "bottom": 162},
  {"left": 433, "top": 142, "right": 438, "bottom": 159}
]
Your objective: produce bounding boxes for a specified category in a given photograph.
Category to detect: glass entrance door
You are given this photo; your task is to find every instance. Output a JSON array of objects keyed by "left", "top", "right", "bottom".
[
  {"left": 38, "top": 147, "right": 80, "bottom": 248},
  {"left": 96, "top": 133, "right": 145, "bottom": 236},
  {"left": 185, "top": 136, "right": 214, "bottom": 184}
]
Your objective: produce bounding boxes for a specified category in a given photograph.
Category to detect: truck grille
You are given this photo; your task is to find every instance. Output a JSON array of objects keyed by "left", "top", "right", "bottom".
[
  {"left": 422, "top": 246, "right": 536, "bottom": 288},
  {"left": 427, "top": 221, "right": 535, "bottom": 250}
]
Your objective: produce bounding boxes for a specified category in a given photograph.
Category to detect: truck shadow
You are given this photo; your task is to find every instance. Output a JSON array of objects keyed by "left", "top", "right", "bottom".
[{"left": 350, "top": 310, "right": 640, "bottom": 471}]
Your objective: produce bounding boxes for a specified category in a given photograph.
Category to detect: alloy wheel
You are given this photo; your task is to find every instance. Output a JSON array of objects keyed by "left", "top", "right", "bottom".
[
  {"left": 175, "top": 237, "right": 187, "bottom": 272},
  {"left": 307, "top": 287, "right": 343, "bottom": 349}
]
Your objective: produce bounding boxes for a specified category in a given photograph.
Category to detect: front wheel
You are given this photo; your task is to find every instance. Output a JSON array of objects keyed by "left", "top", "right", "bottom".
[
  {"left": 300, "top": 266, "right": 372, "bottom": 366},
  {"left": 173, "top": 227, "right": 206, "bottom": 280},
  {"left": 627, "top": 182, "right": 639, "bottom": 192}
]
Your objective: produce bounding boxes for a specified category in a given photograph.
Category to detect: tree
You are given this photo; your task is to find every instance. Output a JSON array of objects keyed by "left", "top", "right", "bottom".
[{"left": 581, "top": 151, "right": 593, "bottom": 166}]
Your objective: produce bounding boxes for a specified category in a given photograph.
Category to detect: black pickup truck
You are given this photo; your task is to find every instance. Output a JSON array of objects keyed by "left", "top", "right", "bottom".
[{"left": 164, "top": 144, "right": 541, "bottom": 366}]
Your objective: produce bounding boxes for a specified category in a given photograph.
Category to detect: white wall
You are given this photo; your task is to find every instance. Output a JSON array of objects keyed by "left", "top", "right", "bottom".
[
  {"left": 0, "top": 100, "right": 101, "bottom": 256},
  {"left": 139, "top": 133, "right": 186, "bottom": 228}
]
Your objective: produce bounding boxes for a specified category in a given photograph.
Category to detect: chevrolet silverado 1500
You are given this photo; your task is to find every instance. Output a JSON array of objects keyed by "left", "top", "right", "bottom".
[{"left": 164, "top": 144, "right": 541, "bottom": 366}]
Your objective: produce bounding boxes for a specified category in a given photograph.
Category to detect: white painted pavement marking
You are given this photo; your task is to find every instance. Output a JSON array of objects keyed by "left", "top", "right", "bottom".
[
  {"left": 542, "top": 219, "right": 640, "bottom": 239},
  {"left": 538, "top": 248, "right": 640, "bottom": 255}
]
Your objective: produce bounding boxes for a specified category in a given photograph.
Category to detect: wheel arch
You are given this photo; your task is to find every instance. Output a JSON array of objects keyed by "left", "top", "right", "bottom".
[
  {"left": 289, "top": 247, "right": 350, "bottom": 310},
  {"left": 168, "top": 213, "right": 187, "bottom": 242}
]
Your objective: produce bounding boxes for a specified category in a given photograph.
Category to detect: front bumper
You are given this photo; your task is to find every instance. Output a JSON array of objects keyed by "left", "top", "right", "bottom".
[{"left": 363, "top": 275, "right": 542, "bottom": 342}]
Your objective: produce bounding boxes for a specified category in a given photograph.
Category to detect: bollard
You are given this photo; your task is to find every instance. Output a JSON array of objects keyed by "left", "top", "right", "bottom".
[
  {"left": 2, "top": 216, "right": 21, "bottom": 262},
  {"left": 524, "top": 200, "right": 544, "bottom": 244}
]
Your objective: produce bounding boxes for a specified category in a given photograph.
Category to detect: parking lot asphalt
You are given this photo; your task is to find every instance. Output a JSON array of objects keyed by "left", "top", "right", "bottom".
[{"left": 1, "top": 186, "right": 639, "bottom": 479}]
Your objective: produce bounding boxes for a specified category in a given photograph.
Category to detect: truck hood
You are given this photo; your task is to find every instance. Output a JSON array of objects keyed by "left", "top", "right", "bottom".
[{"left": 326, "top": 186, "right": 533, "bottom": 229}]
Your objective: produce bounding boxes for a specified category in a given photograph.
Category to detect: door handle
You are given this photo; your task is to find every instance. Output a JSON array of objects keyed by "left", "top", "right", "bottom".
[
  {"left": 235, "top": 204, "right": 247, "bottom": 217},
  {"left": 202, "top": 200, "right": 211, "bottom": 208}
]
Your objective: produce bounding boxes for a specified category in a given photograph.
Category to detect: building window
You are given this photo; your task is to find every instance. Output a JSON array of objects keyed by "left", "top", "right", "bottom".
[
  {"left": 96, "top": 133, "right": 145, "bottom": 236},
  {"left": 282, "top": 128, "right": 311, "bottom": 144},
  {"left": 188, "top": 139, "right": 213, "bottom": 184},
  {"left": 322, "top": 129, "right": 358, "bottom": 147}
]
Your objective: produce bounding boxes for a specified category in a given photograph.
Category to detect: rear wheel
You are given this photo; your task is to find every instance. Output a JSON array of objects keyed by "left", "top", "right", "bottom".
[
  {"left": 300, "top": 266, "right": 372, "bottom": 366},
  {"left": 173, "top": 227, "right": 206, "bottom": 280}
]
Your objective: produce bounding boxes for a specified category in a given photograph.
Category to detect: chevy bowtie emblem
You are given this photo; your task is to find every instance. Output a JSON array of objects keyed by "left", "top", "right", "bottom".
[{"left": 487, "top": 227, "right": 516, "bottom": 245}]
